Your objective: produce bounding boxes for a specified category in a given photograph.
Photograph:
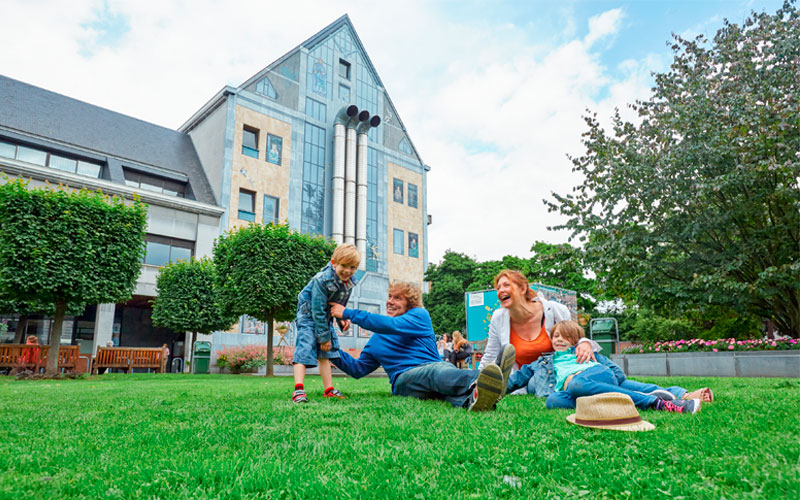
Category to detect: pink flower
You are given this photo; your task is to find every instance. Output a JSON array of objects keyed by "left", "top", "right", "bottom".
[
  {"left": 655, "top": 347, "right": 660, "bottom": 352},
  {"left": 712, "top": 348, "right": 718, "bottom": 352},
  {"left": 771, "top": 342, "right": 777, "bottom": 347},
  {"left": 728, "top": 345, "right": 735, "bottom": 350}
]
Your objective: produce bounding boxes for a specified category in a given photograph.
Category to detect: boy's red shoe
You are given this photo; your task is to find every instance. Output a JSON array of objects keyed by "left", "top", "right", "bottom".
[
  {"left": 324, "top": 388, "right": 345, "bottom": 399},
  {"left": 292, "top": 389, "right": 308, "bottom": 403}
]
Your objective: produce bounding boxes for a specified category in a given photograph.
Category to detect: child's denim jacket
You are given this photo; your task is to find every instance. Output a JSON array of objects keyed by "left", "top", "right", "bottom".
[
  {"left": 507, "top": 347, "right": 625, "bottom": 397},
  {"left": 296, "top": 263, "right": 357, "bottom": 343}
]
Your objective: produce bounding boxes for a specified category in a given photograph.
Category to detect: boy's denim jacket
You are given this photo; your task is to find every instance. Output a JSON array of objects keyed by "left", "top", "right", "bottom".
[
  {"left": 297, "top": 263, "right": 357, "bottom": 343},
  {"left": 507, "top": 347, "right": 626, "bottom": 397}
]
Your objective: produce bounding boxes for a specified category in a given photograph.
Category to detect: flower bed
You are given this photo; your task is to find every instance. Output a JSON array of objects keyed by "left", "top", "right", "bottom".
[
  {"left": 215, "top": 345, "right": 293, "bottom": 373},
  {"left": 622, "top": 338, "right": 799, "bottom": 354}
]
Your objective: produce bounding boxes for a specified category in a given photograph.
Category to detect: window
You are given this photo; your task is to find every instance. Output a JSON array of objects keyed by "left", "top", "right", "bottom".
[
  {"left": 263, "top": 195, "right": 279, "bottom": 224},
  {"left": 408, "top": 183, "right": 418, "bottom": 209},
  {"left": 238, "top": 189, "right": 256, "bottom": 222},
  {"left": 339, "top": 59, "right": 351, "bottom": 80},
  {"left": 305, "top": 98, "right": 327, "bottom": 122},
  {"left": 408, "top": 232, "right": 419, "bottom": 258},
  {"left": 366, "top": 147, "right": 378, "bottom": 272},
  {"left": 123, "top": 169, "right": 187, "bottom": 198},
  {"left": 301, "top": 123, "right": 326, "bottom": 235},
  {"left": 393, "top": 178, "right": 404, "bottom": 204},
  {"left": 266, "top": 134, "right": 282, "bottom": 165},
  {"left": 143, "top": 235, "right": 194, "bottom": 266},
  {"left": 339, "top": 84, "right": 350, "bottom": 101},
  {"left": 242, "top": 126, "right": 259, "bottom": 158},
  {"left": 399, "top": 137, "right": 414, "bottom": 155},
  {"left": 255, "top": 77, "right": 277, "bottom": 99},
  {"left": 393, "top": 229, "right": 404, "bottom": 255},
  {"left": 0, "top": 140, "right": 103, "bottom": 178}
]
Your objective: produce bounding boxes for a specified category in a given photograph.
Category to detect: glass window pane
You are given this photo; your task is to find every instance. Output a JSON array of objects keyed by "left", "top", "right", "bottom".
[
  {"left": 239, "top": 191, "right": 254, "bottom": 212},
  {"left": 49, "top": 154, "right": 77, "bottom": 173},
  {"left": 242, "top": 146, "right": 259, "bottom": 159},
  {"left": 16, "top": 146, "right": 47, "bottom": 166},
  {"left": 393, "top": 229, "right": 404, "bottom": 255},
  {"left": 243, "top": 128, "right": 258, "bottom": 149},
  {"left": 170, "top": 246, "right": 192, "bottom": 263},
  {"left": 0, "top": 141, "right": 16, "bottom": 159},
  {"left": 125, "top": 179, "right": 139, "bottom": 187},
  {"left": 139, "top": 179, "right": 162, "bottom": 192},
  {"left": 144, "top": 241, "right": 171, "bottom": 266},
  {"left": 76, "top": 161, "right": 102, "bottom": 178},
  {"left": 408, "top": 184, "right": 418, "bottom": 208},
  {"left": 263, "top": 195, "right": 279, "bottom": 224}
]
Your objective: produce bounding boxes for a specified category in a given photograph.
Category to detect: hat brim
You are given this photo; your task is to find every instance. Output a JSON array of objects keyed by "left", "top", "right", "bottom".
[{"left": 567, "top": 413, "right": 655, "bottom": 432}]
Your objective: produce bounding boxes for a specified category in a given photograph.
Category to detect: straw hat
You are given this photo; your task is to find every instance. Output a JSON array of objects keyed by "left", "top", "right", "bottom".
[{"left": 566, "top": 393, "right": 655, "bottom": 432}]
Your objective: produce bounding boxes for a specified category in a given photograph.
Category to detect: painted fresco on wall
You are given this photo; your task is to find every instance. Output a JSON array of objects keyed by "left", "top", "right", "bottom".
[
  {"left": 267, "top": 134, "right": 282, "bottom": 165},
  {"left": 393, "top": 178, "right": 403, "bottom": 204},
  {"left": 408, "top": 183, "right": 418, "bottom": 208},
  {"left": 408, "top": 232, "right": 419, "bottom": 258},
  {"left": 312, "top": 57, "right": 327, "bottom": 95},
  {"left": 357, "top": 303, "right": 381, "bottom": 338}
]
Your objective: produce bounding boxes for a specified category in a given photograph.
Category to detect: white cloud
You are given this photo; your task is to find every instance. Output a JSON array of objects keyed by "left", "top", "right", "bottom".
[{"left": 0, "top": 1, "right": 661, "bottom": 264}]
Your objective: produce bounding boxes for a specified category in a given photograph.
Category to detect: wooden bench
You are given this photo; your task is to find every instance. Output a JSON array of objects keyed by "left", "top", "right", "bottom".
[
  {"left": 0, "top": 344, "right": 80, "bottom": 373},
  {"left": 458, "top": 339, "right": 488, "bottom": 369},
  {"left": 92, "top": 345, "right": 168, "bottom": 374}
]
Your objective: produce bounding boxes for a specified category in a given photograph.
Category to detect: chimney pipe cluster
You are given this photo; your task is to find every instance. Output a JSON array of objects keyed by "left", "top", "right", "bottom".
[{"left": 332, "top": 105, "right": 381, "bottom": 269}]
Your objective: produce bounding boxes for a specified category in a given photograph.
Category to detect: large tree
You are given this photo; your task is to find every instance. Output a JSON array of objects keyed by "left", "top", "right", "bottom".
[
  {"left": 549, "top": 3, "right": 800, "bottom": 336},
  {"left": 151, "top": 257, "right": 237, "bottom": 372},
  {"left": 423, "top": 251, "right": 477, "bottom": 336},
  {"left": 0, "top": 179, "right": 147, "bottom": 375},
  {"left": 213, "top": 223, "right": 335, "bottom": 375}
]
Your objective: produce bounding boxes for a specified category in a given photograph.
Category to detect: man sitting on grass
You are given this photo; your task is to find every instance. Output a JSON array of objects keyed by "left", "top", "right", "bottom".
[{"left": 329, "top": 282, "right": 516, "bottom": 411}]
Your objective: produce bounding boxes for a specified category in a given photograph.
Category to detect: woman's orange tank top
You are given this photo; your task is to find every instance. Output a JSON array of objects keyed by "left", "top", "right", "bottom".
[{"left": 510, "top": 321, "right": 553, "bottom": 366}]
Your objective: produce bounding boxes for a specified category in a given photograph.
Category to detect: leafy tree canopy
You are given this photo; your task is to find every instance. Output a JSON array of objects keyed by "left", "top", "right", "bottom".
[
  {"left": 151, "top": 257, "right": 237, "bottom": 336},
  {"left": 548, "top": 2, "right": 800, "bottom": 336},
  {"left": 0, "top": 178, "right": 147, "bottom": 373}
]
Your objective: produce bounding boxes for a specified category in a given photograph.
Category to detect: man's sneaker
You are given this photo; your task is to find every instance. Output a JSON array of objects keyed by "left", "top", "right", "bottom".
[
  {"left": 468, "top": 363, "right": 503, "bottom": 412},
  {"left": 648, "top": 389, "right": 676, "bottom": 401},
  {"left": 324, "top": 388, "right": 346, "bottom": 399},
  {"left": 292, "top": 389, "right": 308, "bottom": 403},
  {"left": 656, "top": 398, "right": 701, "bottom": 414},
  {"left": 495, "top": 344, "right": 516, "bottom": 400}
]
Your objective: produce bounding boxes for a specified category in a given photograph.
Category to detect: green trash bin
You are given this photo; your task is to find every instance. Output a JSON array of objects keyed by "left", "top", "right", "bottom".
[
  {"left": 193, "top": 341, "right": 212, "bottom": 374},
  {"left": 589, "top": 318, "right": 619, "bottom": 358}
]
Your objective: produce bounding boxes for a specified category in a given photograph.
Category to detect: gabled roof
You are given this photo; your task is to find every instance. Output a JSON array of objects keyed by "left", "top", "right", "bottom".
[{"left": 0, "top": 74, "right": 217, "bottom": 205}]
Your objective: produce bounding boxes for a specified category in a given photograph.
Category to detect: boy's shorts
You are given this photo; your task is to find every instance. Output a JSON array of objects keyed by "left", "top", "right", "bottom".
[{"left": 293, "top": 312, "right": 340, "bottom": 367}]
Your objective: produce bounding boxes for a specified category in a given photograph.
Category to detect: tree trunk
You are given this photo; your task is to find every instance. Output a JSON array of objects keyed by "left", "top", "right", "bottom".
[
  {"left": 13, "top": 315, "right": 28, "bottom": 344},
  {"left": 184, "top": 331, "right": 194, "bottom": 373},
  {"left": 46, "top": 302, "right": 66, "bottom": 376},
  {"left": 266, "top": 313, "right": 274, "bottom": 377}
]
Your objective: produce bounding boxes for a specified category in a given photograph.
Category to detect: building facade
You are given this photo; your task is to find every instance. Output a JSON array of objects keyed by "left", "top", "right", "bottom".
[{"left": 0, "top": 15, "right": 429, "bottom": 355}]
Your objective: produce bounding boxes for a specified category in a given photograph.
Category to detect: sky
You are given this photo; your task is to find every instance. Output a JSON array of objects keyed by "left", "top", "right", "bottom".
[{"left": 0, "top": 0, "right": 785, "bottom": 264}]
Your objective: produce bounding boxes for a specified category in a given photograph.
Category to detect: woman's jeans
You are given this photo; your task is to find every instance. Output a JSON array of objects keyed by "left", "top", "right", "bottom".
[
  {"left": 546, "top": 365, "right": 665, "bottom": 410},
  {"left": 394, "top": 362, "right": 480, "bottom": 408}
]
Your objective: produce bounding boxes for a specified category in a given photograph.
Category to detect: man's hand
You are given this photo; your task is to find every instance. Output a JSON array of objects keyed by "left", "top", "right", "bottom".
[
  {"left": 320, "top": 340, "right": 331, "bottom": 352},
  {"left": 340, "top": 319, "right": 351, "bottom": 331},
  {"left": 329, "top": 303, "right": 345, "bottom": 318},
  {"left": 575, "top": 341, "right": 597, "bottom": 363}
]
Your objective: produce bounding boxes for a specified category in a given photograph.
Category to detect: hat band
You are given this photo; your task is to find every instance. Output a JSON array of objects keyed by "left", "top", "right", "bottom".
[{"left": 574, "top": 415, "right": 643, "bottom": 427}]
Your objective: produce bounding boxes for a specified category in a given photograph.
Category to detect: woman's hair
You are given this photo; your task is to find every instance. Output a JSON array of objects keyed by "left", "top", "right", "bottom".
[
  {"left": 388, "top": 281, "right": 423, "bottom": 309},
  {"left": 552, "top": 320, "right": 585, "bottom": 345},
  {"left": 452, "top": 331, "right": 467, "bottom": 350},
  {"left": 25, "top": 335, "right": 39, "bottom": 344},
  {"left": 493, "top": 270, "right": 538, "bottom": 302},
  {"left": 441, "top": 333, "right": 451, "bottom": 342}
]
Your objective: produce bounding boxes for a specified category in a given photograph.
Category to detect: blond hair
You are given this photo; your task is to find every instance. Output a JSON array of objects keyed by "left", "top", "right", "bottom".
[
  {"left": 494, "top": 270, "right": 538, "bottom": 302},
  {"left": 452, "top": 331, "right": 467, "bottom": 350},
  {"left": 332, "top": 243, "right": 361, "bottom": 267},
  {"left": 25, "top": 335, "right": 39, "bottom": 344},
  {"left": 552, "top": 320, "right": 585, "bottom": 346},
  {"left": 388, "top": 281, "right": 423, "bottom": 309}
]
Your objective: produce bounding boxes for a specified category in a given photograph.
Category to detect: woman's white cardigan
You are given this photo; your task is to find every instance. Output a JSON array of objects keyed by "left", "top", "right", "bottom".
[{"left": 478, "top": 298, "right": 599, "bottom": 373}]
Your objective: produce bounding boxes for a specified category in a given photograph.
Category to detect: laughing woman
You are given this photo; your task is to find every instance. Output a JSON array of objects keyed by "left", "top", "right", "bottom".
[{"left": 478, "top": 270, "right": 599, "bottom": 391}]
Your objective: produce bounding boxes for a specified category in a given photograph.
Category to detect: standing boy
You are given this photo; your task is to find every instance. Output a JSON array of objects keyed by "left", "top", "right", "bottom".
[{"left": 292, "top": 243, "right": 360, "bottom": 403}]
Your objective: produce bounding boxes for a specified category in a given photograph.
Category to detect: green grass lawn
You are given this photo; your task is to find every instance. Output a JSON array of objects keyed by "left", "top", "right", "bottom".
[{"left": 1, "top": 374, "right": 798, "bottom": 500}]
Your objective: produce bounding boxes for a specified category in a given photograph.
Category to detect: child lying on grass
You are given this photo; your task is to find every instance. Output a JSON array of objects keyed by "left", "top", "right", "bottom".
[{"left": 507, "top": 320, "right": 713, "bottom": 414}]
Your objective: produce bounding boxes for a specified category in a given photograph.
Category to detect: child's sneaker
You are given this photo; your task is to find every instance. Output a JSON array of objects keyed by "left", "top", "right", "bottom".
[
  {"left": 324, "top": 388, "right": 346, "bottom": 399},
  {"left": 647, "top": 389, "right": 676, "bottom": 401},
  {"left": 292, "top": 389, "right": 308, "bottom": 403},
  {"left": 656, "top": 398, "right": 701, "bottom": 414},
  {"left": 495, "top": 344, "right": 516, "bottom": 400},
  {"left": 468, "top": 363, "right": 503, "bottom": 412}
]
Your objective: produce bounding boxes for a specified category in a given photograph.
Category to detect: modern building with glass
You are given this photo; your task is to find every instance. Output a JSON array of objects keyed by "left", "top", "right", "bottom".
[{"left": 0, "top": 15, "right": 429, "bottom": 356}]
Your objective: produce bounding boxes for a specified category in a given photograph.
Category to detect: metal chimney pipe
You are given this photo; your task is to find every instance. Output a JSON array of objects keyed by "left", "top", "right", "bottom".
[
  {"left": 355, "top": 115, "right": 381, "bottom": 269},
  {"left": 344, "top": 111, "right": 365, "bottom": 245},
  {"left": 333, "top": 106, "right": 358, "bottom": 244}
]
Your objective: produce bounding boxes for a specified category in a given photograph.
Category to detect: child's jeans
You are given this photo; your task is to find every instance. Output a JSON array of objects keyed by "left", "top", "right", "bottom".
[
  {"left": 293, "top": 312, "right": 340, "bottom": 367},
  {"left": 546, "top": 365, "right": 659, "bottom": 410}
]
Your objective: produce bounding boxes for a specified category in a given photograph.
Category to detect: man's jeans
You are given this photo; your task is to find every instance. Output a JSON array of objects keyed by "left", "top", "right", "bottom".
[
  {"left": 546, "top": 365, "right": 660, "bottom": 410},
  {"left": 394, "top": 362, "right": 480, "bottom": 408}
]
